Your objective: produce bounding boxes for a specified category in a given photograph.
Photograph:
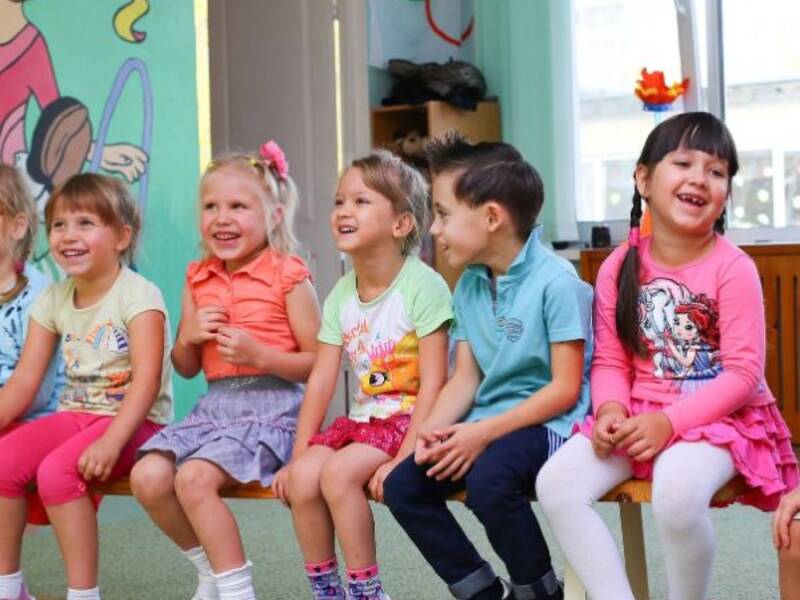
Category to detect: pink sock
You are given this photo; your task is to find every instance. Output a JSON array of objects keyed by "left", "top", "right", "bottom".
[
  {"left": 306, "top": 557, "right": 338, "bottom": 576},
  {"left": 346, "top": 563, "right": 379, "bottom": 582}
]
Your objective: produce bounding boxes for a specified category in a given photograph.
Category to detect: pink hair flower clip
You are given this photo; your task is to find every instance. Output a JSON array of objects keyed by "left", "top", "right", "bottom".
[{"left": 259, "top": 140, "right": 289, "bottom": 181}]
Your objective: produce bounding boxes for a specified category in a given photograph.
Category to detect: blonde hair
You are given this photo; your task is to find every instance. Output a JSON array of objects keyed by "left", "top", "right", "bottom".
[
  {"left": 45, "top": 173, "right": 141, "bottom": 265},
  {"left": 347, "top": 150, "right": 429, "bottom": 255},
  {"left": 0, "top": 164, "right": 38, "bottom": 263},
  {"left": 200, "top": 153, "right": 300, "bottom": 256}
]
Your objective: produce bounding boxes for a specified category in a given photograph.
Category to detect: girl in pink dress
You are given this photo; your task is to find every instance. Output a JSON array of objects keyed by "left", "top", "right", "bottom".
[{"left": 536, "top": 111, "right": 799, "bottom": 600}]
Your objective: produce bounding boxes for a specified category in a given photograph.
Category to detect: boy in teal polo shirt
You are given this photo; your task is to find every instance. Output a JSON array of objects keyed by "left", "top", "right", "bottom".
[{"left": 384, "top": 134, "right": 592, "bottom": 600}]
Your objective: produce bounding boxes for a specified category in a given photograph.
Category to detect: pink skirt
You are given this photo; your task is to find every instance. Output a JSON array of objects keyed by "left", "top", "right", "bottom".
[
  {"left": 578, "top": 398, "right": 799, "bottom": 511},
  {"left": 309, "top": 413, "right": 411, "bottom": 457}
]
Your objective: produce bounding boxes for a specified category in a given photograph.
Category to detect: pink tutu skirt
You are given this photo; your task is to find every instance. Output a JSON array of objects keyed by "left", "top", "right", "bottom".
[{"left": 578, "top": 398, "right": 799, "bottom": 511}]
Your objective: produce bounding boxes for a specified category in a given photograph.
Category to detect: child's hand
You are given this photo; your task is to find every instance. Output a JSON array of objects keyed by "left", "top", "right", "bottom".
[
  {"left": 78, "top": 437, "right": 122, "bottom": 482},
  {"left": 424, "top": 422, "right": 492, "bottom": 482},
  {"left": 592, "top": 405, "right": 627, "bottom": 458},
  {"left": 613, "top": 412, "right": 674, "bottom": 462},
  {"left": 272, "top": 464, "right": 292, "bottom": 507},
  {"left": 414, "top": 429, "right": 446, "bottom": 465},
  {"left": 773, "top": 488, "right": 800, "bottom": 549},
  {"left": 368, "top": 458, "right": 402, "bottom": 503},
  {"left": 216, "top": 326, "right": 270, "bottom": 368},
  {"left": 182, "top": 300, "right": 227, "bottom": 347}
]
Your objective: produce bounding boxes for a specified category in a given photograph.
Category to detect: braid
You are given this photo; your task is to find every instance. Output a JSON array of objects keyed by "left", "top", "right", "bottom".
[
  {"left": 616, "top": 189, "right": 647, "bottom": 357},
  {"left": 714, "top": 208, "right": 726, "bottom": 234}
]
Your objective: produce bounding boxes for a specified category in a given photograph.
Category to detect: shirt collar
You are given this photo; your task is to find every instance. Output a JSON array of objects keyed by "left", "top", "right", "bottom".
[
  {"left": 464, "top": 225, "right": 543, "bottom": 281},
  {"left": 190, "top": 249, "right": 276, "bottom": 286}
]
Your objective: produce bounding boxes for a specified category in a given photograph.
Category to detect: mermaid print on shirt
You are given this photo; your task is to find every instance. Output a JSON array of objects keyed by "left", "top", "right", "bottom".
[{"left": 638, "top": 277, "right": 722, "bottom": 391}]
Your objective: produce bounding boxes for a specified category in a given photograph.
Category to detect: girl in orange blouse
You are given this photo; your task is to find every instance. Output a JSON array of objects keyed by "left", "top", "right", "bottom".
[{"left": 130, "top": 142, "right": 320, "bottom": 600}]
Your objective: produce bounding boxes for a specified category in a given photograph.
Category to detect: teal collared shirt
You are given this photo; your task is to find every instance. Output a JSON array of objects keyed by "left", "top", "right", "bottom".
[{"left": 451, "top": 226, "right": 593, "bottom": 438}]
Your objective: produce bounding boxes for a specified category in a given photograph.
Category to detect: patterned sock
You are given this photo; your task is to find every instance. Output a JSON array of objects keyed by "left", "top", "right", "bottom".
[
  {"left": 66, "top": 587, "right": 101, "bottom": 600},
  {"left": 0, "top": 572, "right": 22, "bottom": 599},
  {"left": 305, "top": 557, "right": 345, "bottom": 600},
  {"left": 181, "top": 546, "right": 219, "bottom": 600},
  {"left": 213, "top": 561, "right": 257, "bottom": 600},
  {"left": 345, "top": 564, "right": 389, "bottom": 600}
]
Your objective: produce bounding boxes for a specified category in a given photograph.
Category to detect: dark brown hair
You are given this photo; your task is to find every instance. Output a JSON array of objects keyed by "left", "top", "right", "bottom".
[
  {"left": 616, "top": 112, "right": 739, "bottom": 356},
  {"left": 426, "top": 132, "right": 544, "bottom": 240}
]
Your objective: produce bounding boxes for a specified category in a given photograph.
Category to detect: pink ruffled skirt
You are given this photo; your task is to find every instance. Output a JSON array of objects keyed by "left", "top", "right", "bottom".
[{"left": 578, "top": 399, "right": 799, "bottom": 511}]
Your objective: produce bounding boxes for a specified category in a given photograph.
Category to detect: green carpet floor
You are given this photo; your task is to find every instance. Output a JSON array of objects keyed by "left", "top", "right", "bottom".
[{"left": 22, "top": 498, "right": 778, "bottom": 599}]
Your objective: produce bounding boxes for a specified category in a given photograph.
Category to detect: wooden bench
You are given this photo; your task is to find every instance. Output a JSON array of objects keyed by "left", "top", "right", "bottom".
[{"left": 94, "top": 475, "right": 748, "bottom": 600}]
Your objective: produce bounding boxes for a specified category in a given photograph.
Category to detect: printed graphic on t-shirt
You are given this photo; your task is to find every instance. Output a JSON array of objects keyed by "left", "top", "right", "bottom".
[
  {"left": 638, "top": 277, "right": 721, "bottom": 388},
  {"left": 340, "top": 291, "right": 420, "bottom": 421},
  {"left": 62, "top": 319, "right": 133, "bottom": 410}
]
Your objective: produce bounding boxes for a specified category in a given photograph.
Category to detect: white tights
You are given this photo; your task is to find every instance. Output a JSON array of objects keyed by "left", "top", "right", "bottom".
[{"left": 536, "top": 435, "right": 736, "bottom": 600}]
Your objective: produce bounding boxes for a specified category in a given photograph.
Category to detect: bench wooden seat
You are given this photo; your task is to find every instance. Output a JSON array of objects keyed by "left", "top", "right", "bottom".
[{"left": 93, "top": 475, "right": 748, "bottom": 600}]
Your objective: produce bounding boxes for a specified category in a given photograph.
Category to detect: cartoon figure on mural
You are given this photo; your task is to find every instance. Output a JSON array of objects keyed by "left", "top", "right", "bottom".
[
  {"left": 638, "top": 277, "right": 722, "bottom": 388},
  {"left": 0, "top": 0, "right": 153, "bottom": 279}
]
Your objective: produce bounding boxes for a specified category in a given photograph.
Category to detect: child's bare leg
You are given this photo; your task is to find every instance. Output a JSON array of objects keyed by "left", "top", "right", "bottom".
[
  {"left": 131, "top": 451, "right": 200, "bottom": 550},
  {"left": 0, "top": 497, "right": 27, "bottom": 573},
  {"left": 287, "top": 445, "right": 336, "bottom": 562},
  {"left": 174, "top": 459, "right": 242, "bottom": 572},
  {"left": 47, "top": 496, "right": 100, "bottom": 589},
  {"left": 780, "top": 521, "right": 800, "bottom": 600},
  {"left": 319, "top": 443, "right": 391, "bottom": 569}
]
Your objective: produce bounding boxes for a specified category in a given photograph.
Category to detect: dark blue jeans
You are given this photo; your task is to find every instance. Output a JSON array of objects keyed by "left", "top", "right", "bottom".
[{"left": 384, "top": 424, "right": 560, "bottom": 600}]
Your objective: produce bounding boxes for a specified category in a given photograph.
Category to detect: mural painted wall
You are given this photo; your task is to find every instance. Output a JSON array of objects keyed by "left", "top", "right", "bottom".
[{"left": 0, "top": 0, "right": 207, "bottom": 416}]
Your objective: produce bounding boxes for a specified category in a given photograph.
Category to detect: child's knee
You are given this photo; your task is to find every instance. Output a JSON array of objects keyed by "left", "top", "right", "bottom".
[
  {"left": 287, "top": 456, "right": 325, "bottom": 505},
  {"left": 130, "top": 455, "right": 176, "bottom": 503},
  {"left": 36, "top": 453, "right": 84, "bottom": 505},
  {"left": 652, "top": 485, "right": 707, "bottom": 534},
  {"left": 780, "top": 522, "right": 800, "bottom": 566},
  {"left": 535, "top": 459, "right": 571, "bottom": 511},
  {"left": 383, "top": 457, "right": 423, "bottom": 511},
  {"left": 319, "top": 456, "right": 361, "bottom": 504},
  {"left": 174, "top": 461, "right": 222, "bottom": 506}
]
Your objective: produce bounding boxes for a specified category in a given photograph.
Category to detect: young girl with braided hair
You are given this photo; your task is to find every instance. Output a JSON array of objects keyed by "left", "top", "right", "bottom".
[
  {"left": 131, "top": 142, "right": 320, "bottom": 600},
  {"left": 536, "top": 111, "right": 798, "bottom": 600}
]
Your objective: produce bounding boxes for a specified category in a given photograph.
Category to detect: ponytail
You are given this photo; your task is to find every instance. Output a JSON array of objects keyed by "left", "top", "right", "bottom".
[{"left": 616, "top": 188, "right": 647, "bottom": 357}]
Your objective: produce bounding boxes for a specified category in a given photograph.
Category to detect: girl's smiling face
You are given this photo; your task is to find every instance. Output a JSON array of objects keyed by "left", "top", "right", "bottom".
[
  {"left": 48, "top": 204, "right": 131, "bottom": 280},
  {"left": 637, "top": 148, "right": 730, "bottom": 239},
  {"left": 200, "top": 167, "right": 271, "bottom": 272}
]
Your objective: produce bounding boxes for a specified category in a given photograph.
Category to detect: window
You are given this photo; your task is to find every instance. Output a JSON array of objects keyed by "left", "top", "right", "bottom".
[{"left": 573, "top": 0, "right": 800, "bottom": 235}]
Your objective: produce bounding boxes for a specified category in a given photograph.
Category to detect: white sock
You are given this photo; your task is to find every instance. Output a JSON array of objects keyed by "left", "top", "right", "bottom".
[
  {"left": 182, "top": 546, "right": 219, "bottom": 600},
  {"left": 66, "top": 586, "right": 101, "bottom": 600},
  {"left": 213, "top": 561, "right": 257, "bottom": 600},
  {"left": 651, "top": 442, "right": 736, "bottom": 600},
  {"left": 0, "top": 571, "right": 23, "bottom": 598}
]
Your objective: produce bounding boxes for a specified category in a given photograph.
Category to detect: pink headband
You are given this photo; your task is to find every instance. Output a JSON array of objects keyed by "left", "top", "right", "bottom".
[{"left": 258, "top": 140, "right": 289, "bottom": 181}]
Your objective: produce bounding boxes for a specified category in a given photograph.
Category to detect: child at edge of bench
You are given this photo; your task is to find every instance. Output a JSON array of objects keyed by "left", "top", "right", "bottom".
[{"left": 536, "top": 111, "right": 799, "bottom": 600}]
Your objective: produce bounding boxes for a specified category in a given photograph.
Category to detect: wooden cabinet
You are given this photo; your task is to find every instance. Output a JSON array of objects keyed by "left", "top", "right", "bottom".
[
  {"left": 371, "top": 101, "right": 501, "bottom": 289},
  {"left": 580, "top": 244, "right": 800, "bottom": 442}
]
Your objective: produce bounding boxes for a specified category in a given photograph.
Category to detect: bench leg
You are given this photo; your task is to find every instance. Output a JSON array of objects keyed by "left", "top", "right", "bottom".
[
  {"left": 562, "top": 562, "right": 587, "bottom": 600},
  {"left": 619, "top": 503, "right": 649, "bottom": 600}
]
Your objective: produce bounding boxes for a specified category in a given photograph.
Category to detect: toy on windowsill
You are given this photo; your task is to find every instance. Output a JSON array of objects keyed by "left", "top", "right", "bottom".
[{"left": 635, "top": 68, "right": 690, "bottom": 122}]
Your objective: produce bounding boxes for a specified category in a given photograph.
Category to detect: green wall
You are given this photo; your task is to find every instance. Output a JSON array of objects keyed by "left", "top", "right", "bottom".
[
  {"left": 22, "top": 0, "right": 205, "bottom": 417},
  {"left": 474, "top": 0, "right": 562, "bottom": 240}
]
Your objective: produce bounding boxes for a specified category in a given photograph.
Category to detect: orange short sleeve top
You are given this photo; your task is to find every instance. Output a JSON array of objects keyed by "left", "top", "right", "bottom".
[{"left": 187, "top": 249, "right": 311, "bottom": 380}]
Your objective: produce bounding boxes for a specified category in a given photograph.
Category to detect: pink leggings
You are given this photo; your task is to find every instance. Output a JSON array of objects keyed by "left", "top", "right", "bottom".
[{"left": 0, "top": 411, "right": 161, "bottom": 507}]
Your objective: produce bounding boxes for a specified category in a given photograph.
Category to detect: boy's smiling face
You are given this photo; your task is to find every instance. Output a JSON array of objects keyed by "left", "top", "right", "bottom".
[{"left": 430, "top": 170, "right": 490, "bottom": 269}]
